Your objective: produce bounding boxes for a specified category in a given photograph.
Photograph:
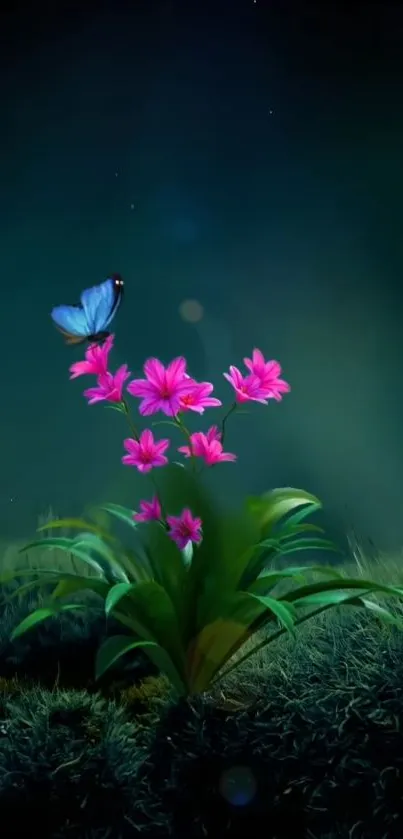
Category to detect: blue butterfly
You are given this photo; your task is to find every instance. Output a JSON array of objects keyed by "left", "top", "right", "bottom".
[{"left": 51, "top": 274, "right": 124, "bottom": 345}]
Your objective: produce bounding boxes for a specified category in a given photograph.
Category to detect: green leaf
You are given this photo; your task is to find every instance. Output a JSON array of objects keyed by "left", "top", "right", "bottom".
[
  {"left": 249, "top": 563, "right": 345, "bottom": 595},
  {"left": 187, "top": 603, "right": 258, "bottom": 694},
  {"left": 20, "top": 532, "right": 142, "bottom": 586},
  {"left": 276, "top": 502, "right": 323, "bottom": 534},
  {"left": 186, "top": 507, "right": 260, "bottom": 633},
  {"left": 104, "top": 579, "right": 186, "bottom": 675},
  {"left": 239, "top": 488, "right": 326, "bottom": 589},
  {"left": 143, "top": 521, "right": 189, "bottom": 620},
  {"left": 283, "top": 577, "right": 403, "bottom": 606},
  {"left": 151, "top": 420, "right": 180, "bottom": 431},
  {"left": 123, "top": 547, "right": 154, "bottom": 582},
  {"left": 99, "top": 503, "right": 138, "bottom": 529},
  {"left": 88, "top": 507, "right": 155, "bottom": 581},
  {"left": 258, "top": 537, "right": 339, "bottom": 558},
  {"left": 95, "top": 635, "right": 158, "bottom": 679},
  {"left": 19, "top": 536, "right": 74, "bottom": 554},
  {"left": 95, "top": 634, "right": 186, "bottom": 694},
  {"left": 283, "top": 523, "right": 325, "bottom": 535},
  {"left": 3, "top": 567, "right": 68, "bottom": 586},
  {"left": 7, "top": 572, "right": 110, "bottom": 603},
  {"left": 241, "top": 531, "right": 339, "bottom": 590},
  {"left": 359, "top": 598, "right": 403, "bottom": 628},
  {"left": 280, "top": 537, "right": 338, "bottom": 553},
  {"left": 18, "top": 537, "right": 110, "bottom": 577},
  {"left": 187, "top": 590, "right": 290, "bottom": 693},
  {"left": 11, "top": 604, "right": 86, "bottom": 640},
  {"left": 105, "top": 582, "right": 137, "bottom": 615},
  {"left": 100, "top": 504, "right": 181, "bottom": 594},
  {"left": 291, "top": 589, "right": 370, "bottom": 607},
  {"left": 6, "top": 576, "right": 63, "bottom": 601},
  {"left": 71, "top": 533, "right": 131, "bottom": 582},
  {"left": 247, "top": 488, "right": 321, "bottom": 534},
  {"left": 37, "top": 518, "right": 112, "bottom": 541},
  {"left": 248, "top": 593, "right": 297, "bottom": 635},
  {"left": 105, "top": 402, "right": 126, "bottom": 413},
  {"left": 51, "top": 575, "right": 111, "bottom": 600}
]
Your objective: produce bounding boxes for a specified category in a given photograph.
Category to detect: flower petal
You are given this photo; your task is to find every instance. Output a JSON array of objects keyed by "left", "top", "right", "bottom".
[
  {"left": 69, "top": 360, "right": 92, "bottom": 379},
  {"left": 165, "top": 356, "right": 187, "bottom": 389},
  {"left": 153, "top": 438, "right": 170, "bottom": 455},
  {"left": 127, "top": 379, "right": 156, "bottom": 398},
  {"left": 160, "top": 397, "right": 182, "bottom": 417},
  {"left": 114, "top": 364, "right": 131, "bottom": 388},
  {"left": 143, "top": 357, "right": 166, "bottom": 388},
  {"left": 178, "top": 445, "right": 191, "bottom": 457},
  {"left": 138, "top": 397, "right": 165, "bottom": 416},
  {"left": 140, "top": 429, "right": 154, "bottom": 449},
  {"left": 123, "top": 437, "right": 139, "bottom": 455}
]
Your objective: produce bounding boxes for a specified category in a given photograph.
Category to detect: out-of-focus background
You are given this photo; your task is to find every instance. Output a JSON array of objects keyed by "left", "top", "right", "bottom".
[{"left": 1, "top": 0, "right": 402, "bottom": 553}]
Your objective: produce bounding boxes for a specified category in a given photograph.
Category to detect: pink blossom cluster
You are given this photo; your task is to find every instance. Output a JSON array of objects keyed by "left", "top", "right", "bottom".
[{"left": 69, "top": 335, "right": 290, "bottom": 552}]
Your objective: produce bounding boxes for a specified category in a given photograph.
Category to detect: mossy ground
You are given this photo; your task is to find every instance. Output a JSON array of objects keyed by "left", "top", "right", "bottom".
[{"left": 1, "top": 546, "right": 403, "bottom": 837}]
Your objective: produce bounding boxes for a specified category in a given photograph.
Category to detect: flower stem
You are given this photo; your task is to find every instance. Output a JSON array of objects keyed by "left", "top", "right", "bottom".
[
  {"left": 122, "top": 400, "right": 140, "bottom": 441},
  {"left": 174, "top": 414, "right": 197, "bottom": 473},
  {"left": 220, "top": 401, "right": 237, "bottom": 445}
]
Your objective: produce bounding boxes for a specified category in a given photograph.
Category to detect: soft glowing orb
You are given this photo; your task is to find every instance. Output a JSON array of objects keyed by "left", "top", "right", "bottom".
[
  {"left": 219, "top": 765, "right": 257, "bottom": 806},
  {"left": 179, "top": 299, "right": 204, "bottom": 323}
]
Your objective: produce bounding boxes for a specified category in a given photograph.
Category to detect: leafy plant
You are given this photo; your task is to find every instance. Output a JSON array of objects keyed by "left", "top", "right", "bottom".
[
  {"left": 8, "top": 343, "right": 403, "bottom": 696},
  {"left": 9, "top": 472, "right": 403, "bottom": 697}
]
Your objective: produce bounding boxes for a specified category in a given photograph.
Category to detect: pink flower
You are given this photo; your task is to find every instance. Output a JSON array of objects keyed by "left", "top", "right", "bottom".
[
  {"left": 127, "top": 357, "right": 194, "bottom": 417},
  {"left": 178, "top": 380, "right": 222, "bottom": 414},
  {"left": 133, "top": 495, "right": 162, "bottom": 523},
  {"left": 83, "top": 364, "right": 130, "bottom": 404},
  {"left": 243, "top": 349, "right": 290, "bottom": 401},
  {"left": 167, "top": 508, "right": 202, "bottom": 550},
  {"left": 223, "top": 366, "right": 270, "bottom": 404},
  {"left": 122, "top": 429, "right": 170, "bottom": 473},
  {"left": 178, "top": 426, "right": 236, "bottom": 466},
  {"left": 202, "top": 425, "right": 222, "bottom": 443},
  {"left": 69, "top": 334, "right": 114, "bottom": 379}
]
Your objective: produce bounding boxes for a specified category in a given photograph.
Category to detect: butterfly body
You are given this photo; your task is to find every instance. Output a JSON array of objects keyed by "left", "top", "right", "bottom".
[{"left": 51, "top": 274, "right": 124, "bottom": 345}]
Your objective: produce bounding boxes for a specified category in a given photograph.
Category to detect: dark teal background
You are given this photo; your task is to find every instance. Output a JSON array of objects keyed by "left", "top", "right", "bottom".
[{"left": 1, "top": 0, "right": 403, "bottom": 550}]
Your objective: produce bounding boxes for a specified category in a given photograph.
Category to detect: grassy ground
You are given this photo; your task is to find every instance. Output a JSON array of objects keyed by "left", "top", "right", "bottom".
[{"left": 1, "top": 536, "right": 403, "bottom": 837}]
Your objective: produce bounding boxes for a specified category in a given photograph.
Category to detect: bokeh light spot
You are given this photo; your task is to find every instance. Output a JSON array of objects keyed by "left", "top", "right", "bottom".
[
  {"left": 179, "top": 299, "right": 204, "bottom": 323},
  {"left": 219, "top": 764, "right": 257, "bottom": 806}
]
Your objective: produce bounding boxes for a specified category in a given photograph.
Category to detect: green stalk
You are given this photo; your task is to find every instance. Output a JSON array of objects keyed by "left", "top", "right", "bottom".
[{"left": 220, "top": 401, "right": 237, "bottom": 445}]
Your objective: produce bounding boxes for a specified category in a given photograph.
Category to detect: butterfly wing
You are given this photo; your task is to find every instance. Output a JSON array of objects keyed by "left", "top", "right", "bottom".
[
  {"left": 80, "top": 276, "right": 123, "bottom": 335},
  {"left": 50, "top": 304, "right": 91, "bottom": 343}
]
